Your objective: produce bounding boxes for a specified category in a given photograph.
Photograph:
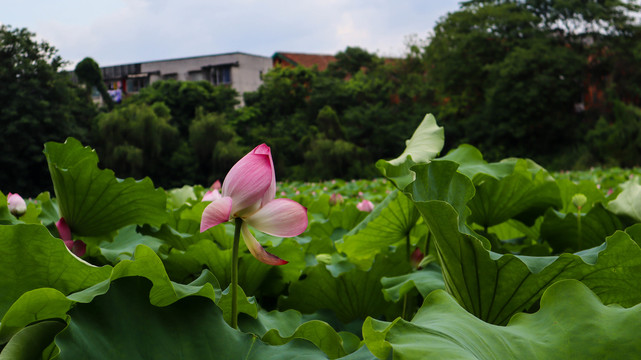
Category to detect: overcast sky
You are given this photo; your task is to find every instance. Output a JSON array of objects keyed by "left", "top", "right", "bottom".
[{"left": 2, "top": 0, "right": 462, "bottom": 69}]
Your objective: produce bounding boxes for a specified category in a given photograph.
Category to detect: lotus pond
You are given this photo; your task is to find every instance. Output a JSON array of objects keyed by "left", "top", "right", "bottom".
[{"left": 2, "top": 115, "right": 641, "bottom": 359}]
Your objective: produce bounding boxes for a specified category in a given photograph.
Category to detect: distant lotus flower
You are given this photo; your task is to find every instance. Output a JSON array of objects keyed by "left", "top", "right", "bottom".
[
  {"left": 323, "top": 186, "right": 328, "bottom": 191},
  {"left": 607, "top": 188, "right": 614, "bottom": 196},
  {"left": 202, "top": 189, "right": 222, "bottom": 202},
  {"left": 358, "top": 191, "right": 364, "bottom": 197},
  {"left": 280, "top": 191, "right": 286, "bottom": 196},
  {"left": 329, "top": 193, "right": 344, "bottom": 206},
  {"left": 56, "top": 217, "right": 86, "bottom": 257},
  {"left": 7, "top": 193, "right": 27, "bottom": 217},
  {"left": 211, "top": 180, "right": 222, "bottom": 190},
  {"left": 312, "top": 191, "right": 317, "bottom": 196},
  {"left": 357, "top": 199, "right": 374, "bottom": 212},
  {"left": 200, "top": 144, "right": 308, "bottom": 265},
  {"left": 295, "top": 190, "right": 300, "bottom": 195},
  {"left": 410, "top": 248, "right": 424, "bottom": 269}
]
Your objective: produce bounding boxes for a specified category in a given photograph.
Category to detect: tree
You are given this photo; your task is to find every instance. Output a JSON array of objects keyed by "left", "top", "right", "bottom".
[
  {"left": 0, "top": 25, "right": 96, "bottom": 196},
  {"left": 75, "top": 57, "right": 114, "bottom": 110},
  {"left": 189, "top": 109, "right": 247, "bottom": 184},
  {"left": 421, "top": 1, "right": 641, "bottom": 166},
  {"left": 125, "top": 80, "right": 239, "bottom": 137},
  {"left": 95, "top": 102, "right": 180, "bottom": 186}
]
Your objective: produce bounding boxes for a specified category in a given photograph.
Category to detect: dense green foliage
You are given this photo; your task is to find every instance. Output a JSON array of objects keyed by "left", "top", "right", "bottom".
[
  {"left": 0, "top": 25, "right": 96, "bottom": 197},
  {"left": 3, "top": 116, "right": 641, "bottom": 358},
  {"left": 423, "top": 0, "right": 641, "bottom": 165},
  {"left": 4, "top": 0, "right": 641, "bottom": 194}
]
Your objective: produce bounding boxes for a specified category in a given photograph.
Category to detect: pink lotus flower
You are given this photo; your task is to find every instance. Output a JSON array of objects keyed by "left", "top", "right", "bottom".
[
  {"left": 211, "top": 180, "right": 222, "bottom": 190},
  {"left": 357, "top": 199, "right": 375, "bottom": 212},
  {"left": 7, "top": 193, "right": 27, "bottom": 217},
  {"left": 329, "top": 193, "right": 344, "bottom": 206},
  {"left": 56, "top": 217, "right": 86, "bottom": 257},
  {"left": 202, "top": 189, "right": 222, "bottom": 202},
  {"left": 200, "top": 144, "right": 307, "bottom": 265}
]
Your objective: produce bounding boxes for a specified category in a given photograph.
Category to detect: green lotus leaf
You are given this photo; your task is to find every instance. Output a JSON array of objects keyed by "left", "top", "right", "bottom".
[
  {"left": 107, "top": 245, "right": 218, "bottom": 306},
  {"left": 376, "top": 114, "right": 444, "bottom": 189},
  {"left": 556, "top": 178, "right": 607, "bottom": 213},
  {"left": 438, "top": 144, "right": 514, "bottom": 181},
  {"left": 44, "top": 137, "right": 167, "bottom": 236},
  {"left": 364, "top": 280, "right": 641, "bottom": 359},
  {"left": 166, "top": 185, "right": 198, "bottom": 209},
  {"left": 218, "top": 284, "right": 258, "bottom": 326},
  {"left": 0, "top": 224, "right": 112, "bottom": 327},
  {"left": 466, "top": 158, "right": 561, "bottom": 228},
  {"left": 608, "top": 179, "right": 641, "bottom": 223},
  {"left": 240, "top": 309, "right": 354, "bottom": 359},
  {"left": 0, "top": 289, "right": 73, "bottom": 345},
  {"left": 279, "top": 250, "right": 409, "bottom": 323},
  {"left": 55, "top": 277, "right": 331, "bottom": 360},
  {"left": 0, "top": 320, "right": 65, "bottom": 360},
  {"left": 626, "top": 223, "right": 641, "bottom": 246},
  {"left": 405, "top": 162, "right": 641, "bottom": 325},
  {"left": 307, "top": 204, "right": 366, "bottom": 245},
  {"left": 91, "top": 225, "right": 164, "bottom": 263},
  {"left": 381, "top": 264, "right": 445, "bottom": 302},
  {"left": 161, "top": 235, "right": 304, "bottom": 295},
  {"left": 336, "top": 189, "right": 420, "bottom": 269},
  {"left": 541, "top": 203, "right": 623, "bottom": 253}
]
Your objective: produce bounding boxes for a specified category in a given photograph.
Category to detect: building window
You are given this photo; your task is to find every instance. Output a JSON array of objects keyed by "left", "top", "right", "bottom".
[
  {"left": 163, "top": 73, "right": 178, "bottom": 80},
  {"left": 211, "top": 65, "right": 232, "bottom": 85},
  {"left": 126, "top": 76, "right": 149, "bottom": 93},
  {"left": 188, "top": 71, "right": 205, "bottom": 81}
]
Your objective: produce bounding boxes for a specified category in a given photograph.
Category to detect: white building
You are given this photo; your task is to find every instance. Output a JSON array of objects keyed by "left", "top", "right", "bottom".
[{"left": 100, "top": 52, "right": 273, "bottom": 105}]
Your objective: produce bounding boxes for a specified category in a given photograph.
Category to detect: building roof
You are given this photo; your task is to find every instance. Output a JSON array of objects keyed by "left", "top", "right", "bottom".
[{"left": 272, "top": 52, "right": 337, "bottom": 71}]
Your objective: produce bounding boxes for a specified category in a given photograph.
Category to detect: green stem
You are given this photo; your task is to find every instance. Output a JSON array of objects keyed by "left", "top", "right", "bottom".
[
  {"left": 577, "top": 208, "right": 582, "bottom": 250},
  {"left": 231, "top": 217, "right": 243, "bottom": 329},
  {"left": 402, "top": 293, "right": 408, "bottom": 320},
  {"left": 406, "top": 234, "right": 411, "bottom": 262},
  {"left": 424, "top": 232, "right": 431, "bottom": 257}
]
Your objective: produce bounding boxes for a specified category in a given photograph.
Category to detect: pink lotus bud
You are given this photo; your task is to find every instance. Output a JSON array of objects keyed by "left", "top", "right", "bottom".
[
  {"left": 7, "top": 193, "right": 27, "bottom": 217},
  {"left": 329, "top": 193, "right": 344, "bottom": 206},
  {"left": 607, "top": 188, "right": 614, "bottom": 196},
  {"left": 410, "top": 248, "right": 424, "bottom": 269},
  {"left": 357, "top": 199, "right": 374, "bottom": 212},
  {"left": 211, "top": 180, "right": 222, "bottom": 190},
  {"left": 56, "top": 217, "right": 86, "bottom": 257}
]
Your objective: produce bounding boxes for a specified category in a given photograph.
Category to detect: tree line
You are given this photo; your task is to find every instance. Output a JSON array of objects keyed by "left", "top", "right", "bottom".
[{"left": 3, "top": 0, "right": 641, "bottom": 196}]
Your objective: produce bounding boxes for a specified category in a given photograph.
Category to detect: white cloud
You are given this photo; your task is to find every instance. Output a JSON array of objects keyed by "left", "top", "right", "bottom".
[{"left": 2, "top": 0, "right": 462, "bottom": 68}]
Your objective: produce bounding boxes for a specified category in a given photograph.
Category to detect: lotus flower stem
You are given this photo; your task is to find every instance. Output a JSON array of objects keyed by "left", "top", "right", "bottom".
[
  {"left": 231, "top": 217, "right": 243, "bottom": 329},
  {"left": 577, "top": 208, "right": 582, "bottom": 250}
]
